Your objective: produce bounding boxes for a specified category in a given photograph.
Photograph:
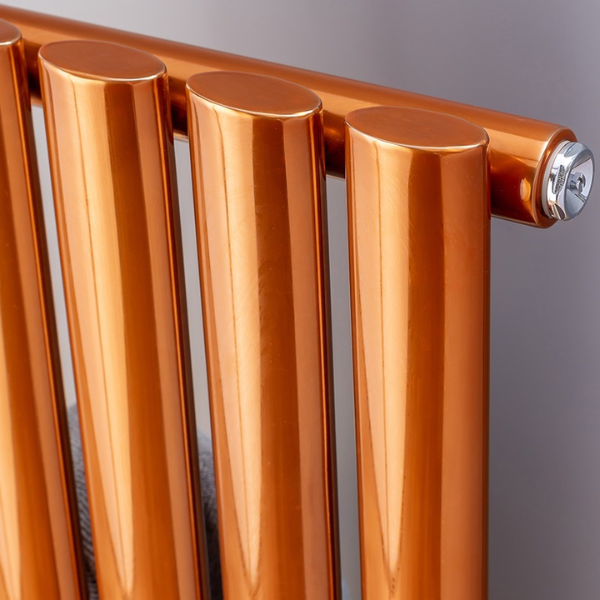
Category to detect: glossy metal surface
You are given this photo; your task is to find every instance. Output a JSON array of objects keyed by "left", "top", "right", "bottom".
[
  {"left": 187, "top": 71, "right": 340, "bottom": 599},
  {"left": 346, "top": 107, "right": 490, "bottom": 599},
  {"left": 39, "top": 40, "right": 209, "bottom": 600},
  {"left": 542, "top": 141, "right": 594, "bottom": 220},
  {"left": 0, "top": 20, "right": 86, "bottom": 600},
  {"left": 0, "top": 5, "right": 583, "bottom": 227}
]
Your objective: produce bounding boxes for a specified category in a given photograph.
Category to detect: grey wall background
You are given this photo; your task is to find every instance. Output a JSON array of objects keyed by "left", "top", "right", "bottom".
[{"left": 6, "top": 0, "right": 599, "bottom": 598}]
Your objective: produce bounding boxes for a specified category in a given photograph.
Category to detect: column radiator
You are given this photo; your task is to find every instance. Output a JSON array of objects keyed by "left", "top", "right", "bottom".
[{"left": 0, "top": 6, "right": 594, "bottom": 600}]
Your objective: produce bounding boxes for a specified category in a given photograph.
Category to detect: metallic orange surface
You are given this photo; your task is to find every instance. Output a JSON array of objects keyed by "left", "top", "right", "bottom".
[
  {"left": 39, "top": 40, "right": 209, "bottom": 600},
  {"left": 346, "top": 107, "right": 490, "bottom": 599},
  {"left": 0, "top": 4, "right": 575, "bottom": 227},
  {"left": 0, "top": 20, "right": 86, "bottom": 600},
  {"left": 187, "top": 71, "right": 340, "bottom": 599}
]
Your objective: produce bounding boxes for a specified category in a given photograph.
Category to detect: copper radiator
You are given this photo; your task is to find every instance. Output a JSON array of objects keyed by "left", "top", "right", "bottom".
[{"left": 0, "top": 6, "right": 594, "bottom": 600}]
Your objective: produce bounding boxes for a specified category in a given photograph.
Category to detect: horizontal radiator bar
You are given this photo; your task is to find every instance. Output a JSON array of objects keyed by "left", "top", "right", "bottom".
[{"left": 0, "top": 5, "right": 594, "bottom": 228}]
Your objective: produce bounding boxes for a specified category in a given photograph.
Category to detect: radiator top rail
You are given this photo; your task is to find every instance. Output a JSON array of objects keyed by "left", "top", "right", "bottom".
[{"left": 0, "top": 4, "right": 594, "bottom": 228}]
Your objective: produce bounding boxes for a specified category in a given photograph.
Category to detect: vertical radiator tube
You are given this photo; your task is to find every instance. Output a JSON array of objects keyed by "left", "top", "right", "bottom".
[
  {"left": 187, "top": 71, "right": 340, "bottom": 600},
  {"left": 346, "top": 107, "right": 490, "bottom": 599},
  {"left": 39, "top": 41, "right": 209, "bottom": 599},
  {"left": 0, "top": 21, "right": 86, "bottom": 600}
]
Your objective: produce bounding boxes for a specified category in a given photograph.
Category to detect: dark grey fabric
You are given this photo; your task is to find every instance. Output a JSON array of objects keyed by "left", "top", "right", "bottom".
[
  {"left": 68, "top": 406, "right": 99, "bottom": 598},
  {"left": 68, "top": 405, "right": 349, "bottom": 600}
]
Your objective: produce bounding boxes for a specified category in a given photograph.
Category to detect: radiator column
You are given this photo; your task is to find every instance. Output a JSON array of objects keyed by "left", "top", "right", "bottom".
[
  {"left": 39, "top": 40, "right": 210, "bottom": 600},
  {"left": 346, "top": 106, "right": 490, "bottom": 600},
  {"left": 0, "top": 21, "right": 87, "bottom": 600},
  {"left": 187, "top": 71, "right": 341, "bottom": 600}
]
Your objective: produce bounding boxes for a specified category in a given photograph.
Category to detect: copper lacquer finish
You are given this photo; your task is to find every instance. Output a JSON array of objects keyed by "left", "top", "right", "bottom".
[
  {"left": 0, "top": 21, "right": 86, "bottom": 600},
  {"left": 0, "top": 4, "right": 576, "bottom": 227},
  {"left": 346, "top": 107, "right": 490, "bottom": 599},
  {"left": 187, "top": 71, "right": 340, "bottom": 599},
  {"left": 39, "top": 41, "right": 209, "bottom": 599}
]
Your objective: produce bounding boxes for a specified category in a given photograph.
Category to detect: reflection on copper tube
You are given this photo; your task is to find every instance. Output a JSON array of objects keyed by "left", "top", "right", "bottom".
[
  {"left": 346, "top": 107, "right": 490, "bottom": 599},
  {"left": 0, "top": 20, "right": 86, "bottom": 600},
  {"left": 0, "top": 4, "right": 577, "bottom": 227},
  {"left": 187, "top": 71, "right": 340, "bottom": 599},
  {"left": 39, "top": 40, "right": 209, "bottom": 599}
]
